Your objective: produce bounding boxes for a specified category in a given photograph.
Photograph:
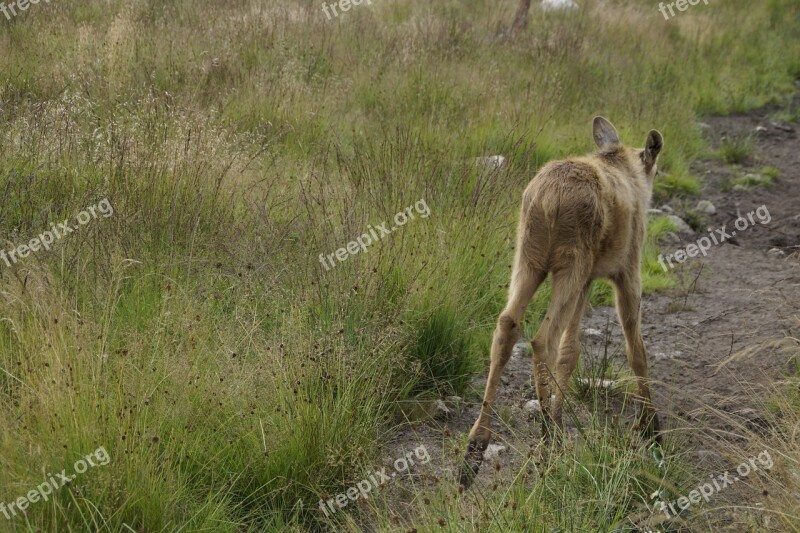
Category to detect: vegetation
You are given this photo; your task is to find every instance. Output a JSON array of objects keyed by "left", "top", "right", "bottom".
[
  {"left": 1, "top": 0, "right": 799, "bottom": 530},
  {"left": 718, "top": 135, "right": 756, "bottom": 165}
]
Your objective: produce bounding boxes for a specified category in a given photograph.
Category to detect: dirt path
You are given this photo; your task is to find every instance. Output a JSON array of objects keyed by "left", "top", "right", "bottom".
[{"left": 388, "top": 93, "right": 800, "bottom": 530}]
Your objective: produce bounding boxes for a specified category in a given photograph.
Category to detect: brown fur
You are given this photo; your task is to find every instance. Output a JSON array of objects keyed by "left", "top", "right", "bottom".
[{"left": 460, "top": 117, "right": 664, "bottom": 489}]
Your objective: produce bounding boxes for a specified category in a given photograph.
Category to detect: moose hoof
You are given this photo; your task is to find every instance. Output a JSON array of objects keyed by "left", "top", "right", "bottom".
[
  {"left": 458, "top": 440, "right": 487, "bottom": 490},
  {"left": 637, "top": 411, "right": 663, "bottom": 445}
]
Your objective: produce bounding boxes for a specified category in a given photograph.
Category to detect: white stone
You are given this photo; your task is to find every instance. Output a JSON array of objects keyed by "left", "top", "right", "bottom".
[
  {"left": 444, "top": 396, "right": 463, "bottom": 410},
  {"left": 541, "top": 0, "right": 578, "bottom": 11},
  {"left": 654, "top": 350, "right": 683, "bottom": 361},
  {"left": 582, "top": 328, "right": 604, "bottom": 341},
  {"left": 474, "top": 155, "right": 506, "bottom": 170},
  {"left": 524, "top": 399, "right": 541, "bottom": 414},
  {"left": 431, "top": 399, "right": 451, "bottom": 419},
  {"left": 484, "top": 444, "right": 507, "bottom": 460},
  {"left": 667, "top": 215, "right": 693, "bottom": 234},
  {"left": 768, "top": 248, "right": 786, "bottom": 258},
  {"left": 660, "top": 204, "right": 674, "bottom": 213},
  {"left": 578, "top": 378, "right": 615, "bottom": 389},
  {"left": 695, "top": 200, "right": 716, "bottom": 215}
]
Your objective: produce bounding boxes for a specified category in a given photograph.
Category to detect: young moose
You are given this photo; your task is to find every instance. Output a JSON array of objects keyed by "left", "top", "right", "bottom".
[{"left": 460, "top": 117, "right": 664, "bottom": 489}]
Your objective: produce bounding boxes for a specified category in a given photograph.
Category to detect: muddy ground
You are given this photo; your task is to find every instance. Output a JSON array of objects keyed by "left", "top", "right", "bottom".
[{"left": 384, "top": 92, "right": 800, "bottom": 531}]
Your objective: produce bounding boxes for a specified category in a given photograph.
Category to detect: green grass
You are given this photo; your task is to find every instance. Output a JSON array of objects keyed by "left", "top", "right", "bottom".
[
  {"left": 1, "top": 0, "right": 800, "bottom": 530},
  {"left": 731, "top": 171, "right": 778, "bottom": 189},
  {"left": 359, "top": 433, "right": 692, "bottom": 532},
  {"left": 761, "top": 165, "right": 781, "bottom": 180},
  {"left": 653, "top": 171, "right": 701, "bottom": 200},
  {"left": 718, "top": 135, "right": 756, "bottom": 165}
]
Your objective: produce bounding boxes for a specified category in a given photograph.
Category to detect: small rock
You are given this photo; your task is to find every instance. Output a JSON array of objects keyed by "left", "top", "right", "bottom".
[
  {"left": 654, "top": 351, "right": 683, "bottom": 361},
  {"left": 770, "top": 121, "right": 795, "bottom": 133},
  {"left": 511, "top": 339, "right": 532, "bottom": 358},
  {"left": 695, "top": 200, "right": 716, "bottom": 215},
  {"left": 474, "top": 155, "right": 506, "bottom": 170},
  {"left": 444, "top": 395, "right": 463, "bottom": 411},
  {"left": 647, "top": 208, "right": 663, "bottom": 215},
  {"left": 660, "top": 204, "right": 674, "bottom": 213},
  {"left": 430, "top": 399, "right": 451, "bottom": 419},
  {"left": 789, "top": 468, "right": 800, "bottom": 486},
  {"left": 578, "top": 378, "right": 615, "bottom": 389},
  {"left": 768, "top": 248, "right": 786, "bottom": 258},
  {"left": 541, "top": 0, "right": 578, "bottom": 11},
  {"left": 524, "top": 399, "right": 541, "bottom": 415},
  {"left": 667, "top": 215, "right": 693, "bottom": 234},
  {"left": 582, "top": 328, "right": 604, "bottom": 341},
  {"left": 755, "top": 125, "right": 768, "bottom": 133},
  {"left": 484, "top": 444, "right": 506, "bottom": 460}
]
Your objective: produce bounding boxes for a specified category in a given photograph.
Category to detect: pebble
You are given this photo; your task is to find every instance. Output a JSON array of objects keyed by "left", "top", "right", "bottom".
[
  {"left": 667, "top": 215, "right": 693, "bottom": 234},
  {"left": 444, "top": 396, "right": 463, "bottom": 411},
  {"left": 654, "top": 350, "right": 683, "bottom": 361},
  {"left": 484, "top": 444, "right": 507, "bottom": 460},
  {"left": 524, "top": 399, "right": 541, "bottom": 414},
  {"left": 582, "top": 328, "right": 604, "bottom": 341},
  {"left": 578, "top": 378, "right": 615, "bottom": 389},
  {"left": 541, "top": 0, "right": 578, "bottom": 11},
  {"left": 695, "top": 200, "right": 716, "bottom": 215},
  {"left": 474, "top": 155, "right": 506, "bottom": 170},
  {"left": 430, "top": 399, "right": 451, "bottom": 419}
]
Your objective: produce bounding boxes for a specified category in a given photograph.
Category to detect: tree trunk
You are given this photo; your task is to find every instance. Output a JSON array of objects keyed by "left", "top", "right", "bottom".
[{"left": 510, "top": 0, "right": 532, "bottom": 34}]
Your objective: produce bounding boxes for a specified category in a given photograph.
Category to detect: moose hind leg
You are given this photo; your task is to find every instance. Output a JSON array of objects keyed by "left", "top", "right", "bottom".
[{"left": 460, "top": 264, "right": 545, "bottom": 489}]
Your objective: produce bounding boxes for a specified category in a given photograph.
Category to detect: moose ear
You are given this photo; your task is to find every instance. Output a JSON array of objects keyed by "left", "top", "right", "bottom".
[
  {"left": 592, "top": 116, "right": 620, "bottom": 149},
  {"left": 644, "top": 129, "right": 663, "bottom": 166}
]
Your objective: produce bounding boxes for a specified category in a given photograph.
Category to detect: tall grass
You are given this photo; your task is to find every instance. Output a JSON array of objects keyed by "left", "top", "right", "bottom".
[{"left": 1, "top": 0, "right": 799, "bottom": 530}]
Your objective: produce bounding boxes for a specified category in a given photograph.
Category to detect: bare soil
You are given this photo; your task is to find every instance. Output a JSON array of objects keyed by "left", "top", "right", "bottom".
[{"left": 386, "top": 91, "right": 800, "bottom": 531}]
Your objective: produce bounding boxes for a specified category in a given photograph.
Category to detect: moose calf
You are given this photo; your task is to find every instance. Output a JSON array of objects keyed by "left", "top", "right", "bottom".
[{"left": 460, "top": 117, "right": 664, "bottom": 488}]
